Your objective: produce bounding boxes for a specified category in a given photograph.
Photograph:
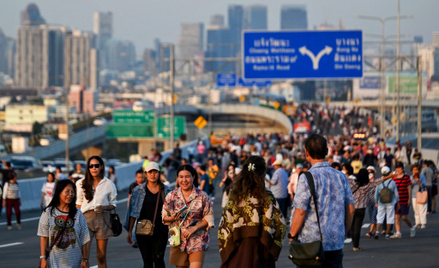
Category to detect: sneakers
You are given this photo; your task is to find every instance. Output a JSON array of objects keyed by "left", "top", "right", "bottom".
[
  {"left": 365, "top": 232, "right": 374, "bottom": 238},
  {"left": 390, "top": 233, "right": 402, "bottom": 239},
  {"left": 344, "top": 238, "right": 352, "bottom": 244},
  {"left": 131, "top": 242, "right": 138, "bottom": 248},
  {"left": 374, "top": 234, "right": 379, "bottom": 240},
  {"left": 420, "top": 224, "right": 426, "bottom": 229},
  {"left": 7, "top": 226, "right": 12, "bottom": 230},
  {"left": 385, "top": 234, "right": 390, "bottom": 240},
  {"left": 415, "top": 224, "right": 421, "bottom": 229},
  {"left": 353, "top": 247, "right": 364, "bottom": 252},
  {"left": 16, "top": 224, "right": 22, "bottom": 230},
  {"left": 410, "top": 228, "right": 416, "bottom": 237}
]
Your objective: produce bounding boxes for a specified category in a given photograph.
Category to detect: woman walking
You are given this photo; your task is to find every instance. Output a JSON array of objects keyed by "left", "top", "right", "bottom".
[
  {"left": 218, "top": 156, "right": 286, "bottom": 268},
  {"left": 41, "top": 172, "right": 56, "bottom": 209},
  {"left": 124, "top": 162, "right": 171, "bottom": 267},
  {"left": 411, "top": 164, "right": 427, "bottom": 228},
  {"left": 348, "top": 168, "right": 373, "bottom": 251},
  {"left": 2, "top": 172, "right": 21, "bottom": 230},
  {"left": 162, "top": 164, "right": 214, "bottom": 268},
  {"left": 219, "top": 164, "right": 236, "bottom": 208},
  {"left": 38, "top": 179, "right": 90, "bottom": 268},
  {"left": 76, "top": 156, "right": 117, "bottom": 268}
]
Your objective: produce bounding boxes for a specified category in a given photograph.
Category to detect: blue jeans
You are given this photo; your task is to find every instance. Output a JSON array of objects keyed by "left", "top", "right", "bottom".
[{"left": 276, "top": 198, "right": 288, "bottom": 218}]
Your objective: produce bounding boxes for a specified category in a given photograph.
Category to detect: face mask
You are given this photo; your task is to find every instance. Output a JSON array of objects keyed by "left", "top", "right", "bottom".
[
  {"left": 368, "top": 173, "right": 374, "bottom": 179},
  {"left": 342, "top": 170, "right": 347, "bottom": 174}
]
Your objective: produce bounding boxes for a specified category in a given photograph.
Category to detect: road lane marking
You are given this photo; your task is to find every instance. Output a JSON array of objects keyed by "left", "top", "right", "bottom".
[
  {"left": 0, "top": 242, "right": 24, "bottom": 248},
  {"left": 0, "top": 216, "right": 41, "bottom": 226},
  {"left": 362, "top": 224, "right": 371, "bottom": 228}
]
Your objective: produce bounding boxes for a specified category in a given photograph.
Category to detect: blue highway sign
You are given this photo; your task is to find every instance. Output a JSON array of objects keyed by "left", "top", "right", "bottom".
[
  {"left": 238, "top": 77, "right": 271, "bottom": 87},
  {"left": 242, "top": 30, "right": 363, "bottom": 79},
  {"left": 217, "top": 74, "right": 236, "bottom": 87}
]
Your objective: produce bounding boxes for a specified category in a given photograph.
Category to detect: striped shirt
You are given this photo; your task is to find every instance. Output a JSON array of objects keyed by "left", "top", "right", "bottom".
[{"left": 392, "top": 175, "right": 411, "bottom": 205}]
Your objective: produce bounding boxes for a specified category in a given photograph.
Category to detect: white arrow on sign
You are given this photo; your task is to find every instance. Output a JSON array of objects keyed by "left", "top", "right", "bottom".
[{"left": 299, "top": 46, "right": 333, "bottom": 70}]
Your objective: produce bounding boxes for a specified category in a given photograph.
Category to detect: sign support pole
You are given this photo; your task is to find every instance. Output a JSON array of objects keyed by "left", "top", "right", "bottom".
[
  {"left": 417, "top": 55, "right": 422, "bottom": 150},
  {"left": 170, "top": 44, "right": 175, "bottom": 150}
]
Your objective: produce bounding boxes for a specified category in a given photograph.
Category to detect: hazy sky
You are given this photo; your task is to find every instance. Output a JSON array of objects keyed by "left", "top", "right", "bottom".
[{"left": 1, "top": 0, "right": 438, "bottom": 54}]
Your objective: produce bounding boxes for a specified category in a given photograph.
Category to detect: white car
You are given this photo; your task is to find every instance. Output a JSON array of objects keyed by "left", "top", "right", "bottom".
[
  {"left": 93, "top": 117, "right": 107, "bottom": 126},
  {"left": 39, "top": 136, "right": 54, "bottom": 146}
]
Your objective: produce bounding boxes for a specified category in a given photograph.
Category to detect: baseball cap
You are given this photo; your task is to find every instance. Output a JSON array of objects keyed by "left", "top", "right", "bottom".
[
  {"left": 366, "top": 166, "right": 375, "bottom": 172},
  {"left": 381, "top": 166, "right": 391, "bottom": 176},
  {"left": 296, "top": 163, "right": 304, "bottom": 169},
  {"left": 272, "top": 160, "right": 283, "bottom": 166},
  {"left": 145, "top": 162, "right": 160, "bottom": 172}
]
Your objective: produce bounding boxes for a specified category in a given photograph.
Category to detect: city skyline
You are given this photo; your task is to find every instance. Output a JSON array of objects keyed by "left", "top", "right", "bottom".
[{"left": 1, "top": 0, "right": 438, "bottom": 54}]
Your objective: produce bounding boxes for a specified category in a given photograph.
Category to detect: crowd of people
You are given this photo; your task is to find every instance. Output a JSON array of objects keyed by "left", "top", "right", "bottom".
[{"left": 0, "top": 103, "right": 438, "bottom": 268}]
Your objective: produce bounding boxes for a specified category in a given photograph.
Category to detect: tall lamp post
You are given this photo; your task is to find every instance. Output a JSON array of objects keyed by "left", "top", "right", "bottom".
[{"left": 355, "top": 12, "right": 412, "bottom": 140}]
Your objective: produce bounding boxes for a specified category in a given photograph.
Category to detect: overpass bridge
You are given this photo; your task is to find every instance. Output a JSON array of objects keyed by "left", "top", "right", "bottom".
[
  {"left": 10, "top": 104, "right": 292, "bottom": 161},
  {"left": 329, "top": 100, "right": 439, "bottom": 110}
]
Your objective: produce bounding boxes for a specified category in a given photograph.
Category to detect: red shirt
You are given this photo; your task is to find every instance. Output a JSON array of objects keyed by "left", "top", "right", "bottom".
[{"left": 393, "top": 175, "right": 411, "bottom": 205}]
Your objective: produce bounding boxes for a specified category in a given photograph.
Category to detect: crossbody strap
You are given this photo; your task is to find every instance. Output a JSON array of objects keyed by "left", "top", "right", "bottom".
[
  {"left": 179, "top": 199, "right": 196, "bottom": 228},
  {"left": 152, "top": 191, "right": 160, "bottom": 225},
  {"left": 49, "top": 215, "right": 69, "bottom": 251},
  {"left": 303, "top": 172, "right": 323, "bottom": 242}
]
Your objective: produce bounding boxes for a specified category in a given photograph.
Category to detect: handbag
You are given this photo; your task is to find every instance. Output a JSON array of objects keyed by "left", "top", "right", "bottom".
[
  {"left": 168, "top": 200, "right": 195, "bottom": 247},
  {"left": 289, "top": 172, "right": 325, "bottom": 267},
  {"left": 416, "top": 185, "right": 428, "bottom": 204},
  {"left": 109, "top": 209, "right": 123, "bottom": 237},
  {"left": 39, "top": 219, "right": 68, "bottom": 267},
  {"left": 136, "top": 192, "right": 160, "bottom": 236}
]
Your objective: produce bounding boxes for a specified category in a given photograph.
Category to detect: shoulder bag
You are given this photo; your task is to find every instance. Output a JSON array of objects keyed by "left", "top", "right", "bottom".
[
  {"left": 416, "top": 185, "right": 428, "bottom": 204},
  {"left": 289, "top": 172, "right": 325, "bottom": 267},
  {"left": 108, "top": 208, "right": 123, "bottom": 237},
  {"left": 168, "top": 200, "right": 195, "bottom": 247},
  {"left": 136, "top": 191, "right": 160, "bottom": 236},
  {"left": 39, "top": 216, "right": 68, "bottom": 268}
]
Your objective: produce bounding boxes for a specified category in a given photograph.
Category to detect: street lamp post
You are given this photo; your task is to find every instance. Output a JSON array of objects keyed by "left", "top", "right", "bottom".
[{"left": 355, "top": 12, "right": 413, "bottom": 140}]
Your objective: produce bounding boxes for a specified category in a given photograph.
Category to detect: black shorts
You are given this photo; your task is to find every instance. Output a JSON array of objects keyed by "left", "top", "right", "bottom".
[{"left": 395, "top": 204, "right": 410, "bottom": 215}]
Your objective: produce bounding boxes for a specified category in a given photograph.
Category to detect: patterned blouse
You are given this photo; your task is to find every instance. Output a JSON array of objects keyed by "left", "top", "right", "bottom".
[
  {"left": 348, "top": 176, "right": 375, "bottom": 209},
  {"left": 161, "top": 187, "right": 214, "bottom": 254}
]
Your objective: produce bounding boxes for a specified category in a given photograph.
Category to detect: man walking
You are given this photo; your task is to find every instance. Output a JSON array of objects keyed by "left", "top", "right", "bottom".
[
  {"left": 289, "top": 134, "right": 355, "bottom": 268},
  {"left": 266, "top": 160, "right": 289, "bottom": 218}
]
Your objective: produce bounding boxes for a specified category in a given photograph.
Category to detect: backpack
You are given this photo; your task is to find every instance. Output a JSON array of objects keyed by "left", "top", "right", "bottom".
[{"left": 379, "top": 180, "right": 393, "bottom": 204}]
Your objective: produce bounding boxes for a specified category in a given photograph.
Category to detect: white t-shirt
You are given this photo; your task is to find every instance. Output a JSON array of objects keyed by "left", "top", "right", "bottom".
[
  {"left": 76, "top": 177, "right": 117, "bottom": 213},
  {"left": 41, "top": 182, "right": 56, "bottom": 206}
]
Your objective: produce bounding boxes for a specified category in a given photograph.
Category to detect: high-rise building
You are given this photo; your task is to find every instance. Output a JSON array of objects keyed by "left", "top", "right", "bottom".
[
  {"left": 0, "top": 28, "right": 8, "bottom": 74},
  {"left": 280, "top": 5, "right": 308, "bottom": 30},
  {"left": 433, "top": 32, "right": 439, "bottom": 47},
  {"left": 64, "top": 30, "right": 98, "bottom": 89},
  {"left": 244, "top": 5, "right": 267, "bottom": 30},
  {"left": 69, "top": 85, "right": 98, "bottom": 114},
  {"left": 105, "top": 39, "right": 136, "bottom": 72},
  {"left": 228, "top": 5, "right": 243, "bottom": 57},
  {"left": 210, "top": 14, "right": 225, "bottom": 27},
  {"left": 48, "top": 27, "right": 66, "bottom": 87},
  {"left": 206, "top": 26, "right": 232, "bottom": 72},
  {"left": 177, "top": 23, "right": 204, "bottom": 60},
  {"left": 143, "top": 48, "right": 157, "bottom": 76},
  {"left": 93, "top": 12, "right": 112, "bottom": 70},
  {"left": 20, "top": 3, "right": 45, "bottom": 26}
]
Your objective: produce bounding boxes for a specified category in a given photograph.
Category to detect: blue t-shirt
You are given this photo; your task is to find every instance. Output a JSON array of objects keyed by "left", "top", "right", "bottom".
[{"left": 200, "top": 174, "right": 210, "bottom": 194}]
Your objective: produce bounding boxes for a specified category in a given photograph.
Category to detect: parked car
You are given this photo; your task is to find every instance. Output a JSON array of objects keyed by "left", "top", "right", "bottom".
[
  {"left": 53, "top": 159, "right": 74, "bottom": 172},
  {"left": 41, "top": 160, "right": 55, "bottom": 173},
  {"left": 93, "top": 117, "right": 107, "bottom": 126},
  {"left": 10, "top": 156, "right": 41, "bottom": 171},
  {"left": 39, "top": 135, "right": 54, "bottom": 146}
]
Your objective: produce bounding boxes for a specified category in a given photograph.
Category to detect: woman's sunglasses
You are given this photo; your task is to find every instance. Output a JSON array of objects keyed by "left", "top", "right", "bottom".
[{"left": 89, "top": 164, "right": 101, "bottom": 169}]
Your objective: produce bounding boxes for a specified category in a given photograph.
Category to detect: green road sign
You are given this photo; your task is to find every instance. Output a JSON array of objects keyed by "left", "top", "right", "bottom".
[
  {"left": 156, "top": 116, "right": 186, "bottom": 139},
  {"left": 106, "top": 124, "right": 154, "bottom": 138},
  {"left": 113, "top": 110, "right": 155, "bottom": 124},
  {"left": 388, "top": 76, "right": 418, "bottom": 95}
]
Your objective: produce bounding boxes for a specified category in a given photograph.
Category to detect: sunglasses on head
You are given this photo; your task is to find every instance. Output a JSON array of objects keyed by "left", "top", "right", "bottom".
[{"left": 89, "top": 164, "right": 101, "bottom": 169}]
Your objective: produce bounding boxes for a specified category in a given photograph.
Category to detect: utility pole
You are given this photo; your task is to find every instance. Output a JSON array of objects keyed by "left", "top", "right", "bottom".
[
  {"left": 65, "top": 88, "right": 70, "bottom": 171},
  {"left": 396, "top": 0, "right": 401, "bottom": 141},
  {"left": 170, "top": 44, "right": 175, "bottom": 150},
  {"left": 417, "top": 56, "right": 422, "bottom": 149}
]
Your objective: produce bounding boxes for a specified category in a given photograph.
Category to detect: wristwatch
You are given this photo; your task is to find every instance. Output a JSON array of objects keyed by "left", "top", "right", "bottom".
[
  {"left": 82, "top": 258, "right": 89, "bottom": 262},
  {"left": 40, "top": 256, "right": 46, "bottom": 259},
  {"left": 288, "top": 233, "right": 298, "bottom": 240}
]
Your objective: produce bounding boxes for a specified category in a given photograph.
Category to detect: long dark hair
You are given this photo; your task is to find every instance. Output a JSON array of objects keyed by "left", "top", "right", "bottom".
[
  {"left": 176, "top": 164, "right": 198, "bottom": 188},
  {"left": 46, "top": 172, "right": 55, "bottom": 182},
  {"left": 229, "top": 155, "right": 267, "bottom": 205},
  {"left": 356, "top": 168, "right": 370, "bottom": 187},
  {"left": 82, "top": 155, "right": 105, "bottom": 202},
  {"left": 46, "top": 179, "right": 77, "bottom": 220}
]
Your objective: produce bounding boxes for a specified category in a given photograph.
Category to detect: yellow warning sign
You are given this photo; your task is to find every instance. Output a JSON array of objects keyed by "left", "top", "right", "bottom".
[
  {"left": 194, "top": 116, "right": 207, "bottom": 130},
  {"left": 239, "top": 96, "right": 245, "bottom": 102},
  {"left": 273, "top": 101, "right": 280, "bottom": 109},
  {"left": 326, "top": 97, "right": 331, "bottom": 102},
  {"left": 355, "top": 99, "right": 359, "bottom": 104},
  {"left": 173, "top": 94, "right": 178, "bottom": 105}
]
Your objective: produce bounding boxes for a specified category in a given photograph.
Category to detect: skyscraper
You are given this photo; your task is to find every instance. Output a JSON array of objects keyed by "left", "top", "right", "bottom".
[
  {"left": 206, "top": 25, "right": 232, "bottom": 72},
  {"left": 228, "top": 5, "right": 243, "bottom": 56},
  {"left": 105, "top": 39, "right": 136, "bottom": 72},
  {"left": 93, "top": 12, "right": 113, "bottom": 70},
  {"left": 210, "top": 14, "right": 225, "bottom": 27},
  {"left": 280, "top": 5, "right": 308, "bottom": 30},
  {"left": 0, "top": 28, "right": 8, "bottom": 74},
  {"left": 20, "top": 3, "right": 45, "bottom": 26},
  {"left": 64, "top": 30, "right": 98, "bottom": 89},
  {"left": 177, "top": 23, "right": 204, "bottom": 60},
  {"left": 244, "top": 5, "right": 267, "bottom": 30}
]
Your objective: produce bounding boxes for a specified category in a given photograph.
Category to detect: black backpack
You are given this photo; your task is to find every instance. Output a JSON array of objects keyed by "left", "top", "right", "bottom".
[{"left": 379, "top": 180, "right": 393, "bottom": 204}]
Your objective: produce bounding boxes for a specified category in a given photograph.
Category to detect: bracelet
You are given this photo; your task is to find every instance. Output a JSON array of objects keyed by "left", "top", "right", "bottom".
[
  {"left": 40, "top": 256, "right": 46, "bottom": 259},
  {"left": 82, "top": 258, "right": 89, "bottom": 262}
]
